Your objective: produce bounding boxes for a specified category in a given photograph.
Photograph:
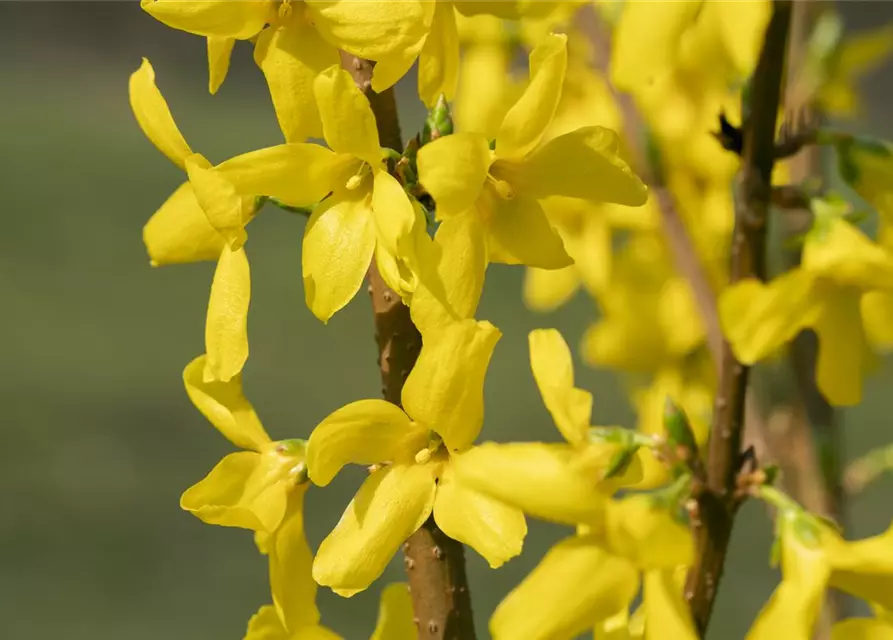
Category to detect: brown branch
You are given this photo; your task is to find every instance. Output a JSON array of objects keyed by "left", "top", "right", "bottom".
[
  {"left": 684, "top": 2, "right": 793, "bottom": 635},
  {"left": 337, "top": 52, "right": 476, "bottom": 640}
]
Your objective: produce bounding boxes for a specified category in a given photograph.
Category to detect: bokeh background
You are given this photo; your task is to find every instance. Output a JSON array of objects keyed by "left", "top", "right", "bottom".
[{"left": 3, "top": 2, "right": 893, "bottom": 639}]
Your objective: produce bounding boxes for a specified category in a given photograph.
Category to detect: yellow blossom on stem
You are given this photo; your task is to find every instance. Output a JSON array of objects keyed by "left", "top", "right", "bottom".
[{"left": 305, "top": 319, "right": 525, "bottom": 596}]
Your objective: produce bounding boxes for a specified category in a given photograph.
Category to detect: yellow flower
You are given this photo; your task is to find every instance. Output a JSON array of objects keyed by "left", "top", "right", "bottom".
[
  {"left": 830, "top": 616, "right": 893, "bottom": 640},
  {"left": 720, "top": 214, "right": 893, "bottom": 405},
  {"left": 306, "top": 319, "right": 526, "bottom": 595},
  {"left": 130, "top": 58, "right": 255, "bottom": 382},
  {"left": 454, "top": 329, "right": 644, "bottom": 526},
  {"left": 179, "top": 355, "right": 306, "bottom": 534},
  {"left": 418, "top": 34, "right": 646, "bottom": 289},
  {"left": 208, "top": 65, "right": 425, "bottom": 323},
  {"left": 832, "top": 134, "right": 893, "bottom": 241}
]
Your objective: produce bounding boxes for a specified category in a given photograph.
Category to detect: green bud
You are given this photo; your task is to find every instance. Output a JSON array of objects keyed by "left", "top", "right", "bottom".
[
  {"left": 663, "top": 397, "right": 698, "bottom": 456},
  {"left": 422, "top": 94, "right": 453, "bottom": 145},
  {"left": 603, "top": 445, "right": 641, "bottom": 480}
]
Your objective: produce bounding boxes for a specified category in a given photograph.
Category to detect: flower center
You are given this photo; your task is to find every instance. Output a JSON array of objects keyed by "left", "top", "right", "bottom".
[
  {"left": 487, "top": 174, "right": 515, "bottom": 200},
  {"left": 414, "top": 433, "right": 444, "bottom": 464},
  {"left": 346, "top": 163, "right": 371, "bottom": 190}
]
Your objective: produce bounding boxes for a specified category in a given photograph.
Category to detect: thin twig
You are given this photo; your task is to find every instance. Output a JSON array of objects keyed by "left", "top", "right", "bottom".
[
  {"left": 338, "top": 52, "right": 476, "bottom": 640},
  {"left": 684, "top": 2, "right": 793, "bottom": 635}
]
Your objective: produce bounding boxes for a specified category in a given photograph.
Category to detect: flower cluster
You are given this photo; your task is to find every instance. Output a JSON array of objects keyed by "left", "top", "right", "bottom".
[{"left": 133, "top": 2, "right": 893, "bottom": 639}]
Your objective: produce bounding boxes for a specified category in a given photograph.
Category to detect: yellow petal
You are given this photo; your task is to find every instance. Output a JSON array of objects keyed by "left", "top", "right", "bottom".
[
  {"left": 129, "top": 58, "right": 193, "bottom": 170},
  {"left": 814, "top": 287, "right": 868, "bottom": 406},
  {"left": 713, "top": 0, "right": 771, "bottom": 75},
  {"left": 827, "top": 524, "right": 893, "bottom": 610},
  {"left": 140, "top": 0, "right": 272, "bottom": 39},
  {"left": 207, "top": 37, "right": 235, "bottom": 94},
  {"left": 371, "top": 170, "right": 417, "bottom": 258},
  {"left": 143, "top": 182, "right": 227, "bottom": 266},
  {"left": 243, "top": 605, "right": 288, "bottom": 640},
  {"left": 522, "top": 126, "right": 648, "bottom": 207},
  {"left": 523, "top": 266, "right": 580, "bottom": 312},
  {"left": 402, "top": 319, "right": 501, "bottom": 450},
  {"left": 314, "top": 65, "right": 382, "bottom": 167},
  {"left": 643, "top": 569, "right": 698, "bottom": 640},
  {"left": 180, "top": 450, "right": 291, "bottom": 533},
  {"left": 417, "top": 132, "right": 491, "bottom": 217},
  {"left": 496, "top": 33, "right": 567, "bottom": 160},
  {"left": 831, "top": 618, "right": 893, "bottom": 640},
  {"left": 306, "top": 399, "right": 428, "bottom": 487},
  {"left": 268, "top": 487, "right": 320, "bottom": 632},
  {"left": 418, "top": 1, "right": 460, "bottom": 107},
  {"left": 302, "top": 186, "right": 376, "bottom": 323},
  {"left": 604, "top": 495, "right": 693, "bottom": 569},
  {"left": 313, "top": 464, "right": 436, "bottom": 596},
  {"left": 371, "top": 584, "right": 418, "bottom": 640},
  {"left": 862, "top": 291, "right": 893, "bottom": 350},
  {"left": 433, "top": 462, "right": 526, "bottom": 568},
  {"left": 804, "top": 219, "right": 893, "bottom": 290},
  {"left": 452, "top": 443, "right": 610, "bottom": 526},
  {"left": 719, "top": 270, "right": 821, "bottom": 364},
  {"left": 254, "top": 17, "right": 339, "bottom": 142},
  {"left": 454, "top": 44, "right": 517, "bottom": 139},
  {"left": 183, "top": 354, "right": 270, "bottom": 451},
  {"left": 215, "top": 143, "right": 346, "bottom": 208},
  {"left": 306, "top": 0, "right": 434, "bottom": 61},
  {"left": 370, "top": 46, "right": 422, "bottom": 95},
  {"left": 491, "top": 535, "right": 639, "bottom": 640},
  {"left": 528, "top": 328, "right": 592, "bottom": 446},
  {"left": 373, "top": 200, "right": 430, "bottom": 303},
  {"left": 486, "top": 194, "right": 572, "bottom": 269},
  {"left": 186, "top": 155, "right": 253, "bottom": 248},
  {"left": 204, "top": 245, "right": 250, "bottom": 383}
]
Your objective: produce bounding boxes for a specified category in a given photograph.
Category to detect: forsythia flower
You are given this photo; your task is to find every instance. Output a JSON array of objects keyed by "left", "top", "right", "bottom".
[
  {"left": 418, "top": 33, "right": 647, "bottom": 287},
  {"left": 305, "top": 320, "right": 525, "bottom": 596},
  {"left": 454, "top": 329, "right": 644, "bottom": 526},
  {"left": 720, "top": 212, "right": 893, "bottom": 405},
  {"left": 130, "top": 59, "right": 254, "bottom": 382}
]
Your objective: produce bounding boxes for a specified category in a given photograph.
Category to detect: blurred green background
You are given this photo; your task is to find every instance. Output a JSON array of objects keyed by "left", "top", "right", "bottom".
[{"left": 3, "top": 2, "right": 893, "bottom": 639}]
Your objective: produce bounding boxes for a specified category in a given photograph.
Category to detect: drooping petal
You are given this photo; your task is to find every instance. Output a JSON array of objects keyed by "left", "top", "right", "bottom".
[
  {"left": 140, "top": 0, "right": 273, "bottom": 40},
  {"left": 302, "top": 186, "right": 376, "bottom": 323},
  {"left": 183, "top": 354, "right": 270, "bottom": 451},
  {"left": 827, "top": 523, "right": 893, "bottom": 610},
  {"left": 214, "top": 143, "right": 346, "bottom": 208},
  {"left": 204, "top": 245, "right": 250, "bottom": 383},
  {"left": 186, "top": 155, "right": 254, "bottom": 248},
  {"left": 313, "top": 464, "right": 437, "bottom": 596},
  {"left": 254, "top": 15, "right": 339, "bottom": 142},
  {"left": 604, "top": 495, "right": 694, "bottom": 570},
  {"left": 528, "top": 328, "right": 592, "bottom": 446},
  {"left": 862, "top": 291, "right": 893, "bottom": 350},
  {"left": 486, "top": 194, "right": 572, "bottom": 269},
  {"left": 410, "top": 213, "right": 487, "bottom": 334},
  {"left": 268, "top": 487, "right": 320, "bottom": 632},
  {"left": 814, "top": 287, "right": 868, "bottom": 406},
  {"left": 523, "top": 266, "right": 580, "bottom": 312},
  {"left": 143, "top": 182, "right": 227, "bottom": 266},
  {"left": 402, "top": 319, "right": 501, "bottom": 450},
  {"left": 180, "top": 450, "right": 292, "bottom": 533},
  {"left": 370, "top": 46, "right": 422, "bottom": 96},
  {"left": 433, "top": 462, "right": 526, "bottom": 568},
  {"left": 370, "top": 584, "right": 418, "bottom": 640},
  {"left": 306, "top": 399, "right": 428, "bottom": 487},
  {"left": 243, "top": 605, "right": 288, "bottom": 640},
  {"left": 804, "top": 218, "right": 893, "bottom": 290},
  {"left": 374, "top": 200, "right": 430, "bottom": 303},
  {"left": 207, "top": 37, "right": 235, "bottom": 94},
  {"left": 643, "top": 569, "right": 698, "bottom": 640},
  {"left": 129, "top": 58, "right": 194, "bottom": 169},
  {"left": 306, "top": 0, "right": 434, "bottom": 61},
  {"left": 314, "top": 65, "right": 382, "bottom": 167},
  {"left": 719, "top": 270, "right": 821, "bottom": 364},
  {"left": 453, "top": 443, "right": 610, "bottom": 526},
  {"left": 522, "top": 126, "right": 648, "bottom": 207},
  {"left": 496, "top": 33, "right": 568, "bottom": 160},
  {"left": 491, "top": 535, "right": 640, "bottom": 640},
  {"left": 371, "top": 170, "right": 417, "bottom": 258},
  {"left": 417, "top": 1, "right": 460, "bottom": 107},
  {"left": 416, "top": 132, "right": 491, "bottom": 217}
]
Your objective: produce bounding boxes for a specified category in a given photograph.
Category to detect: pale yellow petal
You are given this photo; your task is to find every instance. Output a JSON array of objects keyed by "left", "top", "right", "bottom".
[
  {"left": 453, "top": 443, "right": 610, "bottom": 526},
  {"left": 306, "top": 399, "right": 428, "bottom": 487},
  {"left": 313, "top": 464, "right": 436, "bottom": 596},
  {"left": 302, "top": 186, "right": 376, "bottom": 323},
  {"left": 140, "top": 0, "right": 273, "bottom": 39},
  {"left": 523, "top": 266, "right": 580, "bottom": 312},
  {"left": 370, "top": 584, "right": 418, "bottom": 640},
  {"left": 207, "top": 37, "right": 235, "bottom": 94},
  {"left": 496, "top": 33, "right": 567, "bottom": 160},
  {"left": 183, "top": 354, "right": 270, "bottom": 451},
  {"left": 314, "top": 65, "right": 381, "bottom": 167},
  {"left": 491, "top": 535, "right": 639, "bottom": 640},
  {"left": 143, "top": 182, "right": 226, "bottom": 266},
  {"left": 402, "top": 319, "right": 501, "bottom": 450},
  {"left": 418, "top": 1, "right": 460, "bottom": 106},
  {"left": 129, "top": 58, "right": 193, "bottom": 169},
  {"left": 254, "top": 17, "right": 339, "bottom": 142},
  {"left": 433, "top": 463, "right": 526, "bottom": 568},
  {"left": 416, "top": 132, "right": 491, "bottom": 217},
  {"left": 528, "top": 328, "right": 592, "bottom": 446},
  {"left": 204, "top": 245, "right": 250, "bottom": 383}
]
